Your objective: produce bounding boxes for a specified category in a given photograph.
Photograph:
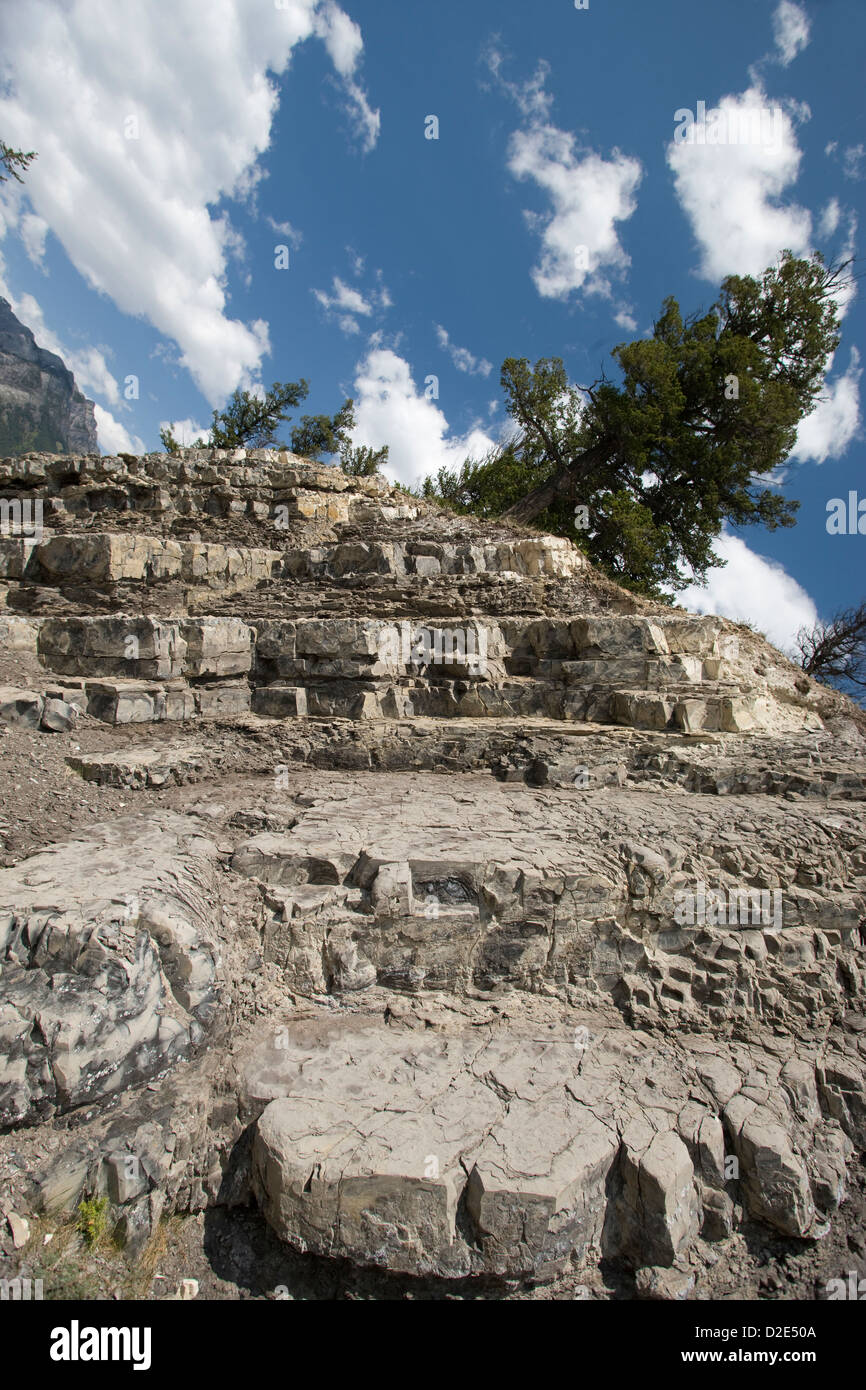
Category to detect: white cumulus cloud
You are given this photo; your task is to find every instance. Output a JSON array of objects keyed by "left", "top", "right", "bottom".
[
  {"left": 508, "top": 124, "right": 642, "bottom": 302},
  {"left": 677, "top": 531, "right": 817, "bottom": 653},
  {"left": 667, "top": 87, "right": 812, "bottom": 281},
  {"left": 0, "top": 0, "right": 379, "bottom": 406},
  {"left": 19, "top": 213, "right": 49, "bottom": 269},
  {"left": 351, "top": 347, "right": 496, "bottom": 488},
  {"left": 94, "top": 405, "right": 145, "bottom": 455},
  {"left": 313, "top": 0, "right": 380, "bottom": 150},
  {"left": 159, "top": 417, "right": 210, "bottom": 446},
  {"left": 486, "top": 48, "right": 641, "bottom": 307},
  {"left": 791, "top": 348, "right": 862, "bottom": 464},
  {"left": 314, "top": 271, "right": 391, "bottom": 335},
  {"left": 772, "top": 1, "right": 811, "bottom": 66},
  {"left": 819, "top": 197, "right": 841, "bottom": 238},
  {"left": 315, "top": 277, "right": 373, "bottom": 317}
]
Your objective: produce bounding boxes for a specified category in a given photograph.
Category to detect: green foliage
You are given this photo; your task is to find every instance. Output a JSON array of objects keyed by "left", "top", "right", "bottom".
[
  {"left": 159, "top": 380, "right": 317, "bottom": 453},
  {"left": 289, "top": 396, "right": 353, "bottom": 459},
  {"left": 289, "top": 398, "right": 388, "bottom": 475},
  {"left": 340, "top": 442, "right": 389, "bottom": 476},
  {"left": 159, "top": 385, "right": 388, "bottom": 474},
  {"left": 76, "top": 1196, "right": 109, "bottom": 1249},
  {"left": 0, "top": 140, "right": 36, "bottom": 183},
  {"left": 421, "top": 445, "right": 529, "bottom": 516},
  {"left": 209, "top": 380, "right": 309, "bottom": 450},
  {"left": 423, "top": 252, "right": 847, "bottom": 599}
]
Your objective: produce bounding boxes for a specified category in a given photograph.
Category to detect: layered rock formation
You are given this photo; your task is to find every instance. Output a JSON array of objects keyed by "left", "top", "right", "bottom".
[
  {"left": 0, "top": 299, "right": 97, "bottom": 457},
  {"left": 0, "top": 446, "right": 863, "bottom": 1299}
]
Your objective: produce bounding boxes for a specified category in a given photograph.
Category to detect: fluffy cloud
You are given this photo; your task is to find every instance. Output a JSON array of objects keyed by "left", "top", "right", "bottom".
[
  {"left": 613, "top": 308, "right": 638, "bottom": 333},
  {"left": 0, "top": 0, "right": 379, "bottom": 405},
  {"left": 434, "top": 325, "right": 493, "bottom": 377},
  {"left": 93, "top": 405, "right": 146, "bottom": 455},
  {"left": 486, "top": 48, "right": 641, "bottom": 306},
  {"left": 677, "top": 531, "right": 817, "bottom": 653},
  {"left": 19, "top": 214, "right": 49, "bottom": 269},
  {"left": 0, "top": 191, "right": 50, "bottom": 275},
  {"left": 313, "top": 0, "right": 380, "bottom": 151},
  {"left": 790, "top": 348, "right": 862, "bottom": 464},
  {"left": 159, "top": 417, "right": 210, "bottom": 446},
  {"left": 819, "top": 197, "right": 842, "bottom": 238},
  {"left": 508, "top": 125, "right": 642, "bottom": 302},
  {"left": 313, "top": 0, "right": 363, "bottom": 76},
  {"left": 667, "top": 87, "right": 812, "bottom": 280},
  {"left": 350, "top": 347, "right": 496, "bottom": 488},
  {"left": 772, "top": 1, "right": 810, "bottom": 66},
  {"left": 314, "top": 277, "right": 373, "bottom": 334}
]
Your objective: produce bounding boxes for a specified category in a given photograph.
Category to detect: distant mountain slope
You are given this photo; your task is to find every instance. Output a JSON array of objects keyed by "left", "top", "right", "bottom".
[{"left": 0, "top": 297, "right": 98, "bottom": 455}]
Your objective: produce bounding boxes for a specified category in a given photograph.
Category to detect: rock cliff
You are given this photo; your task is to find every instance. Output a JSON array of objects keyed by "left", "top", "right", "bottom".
[{"left": 0, "top": 299, "right": 98, "bottom": 457}]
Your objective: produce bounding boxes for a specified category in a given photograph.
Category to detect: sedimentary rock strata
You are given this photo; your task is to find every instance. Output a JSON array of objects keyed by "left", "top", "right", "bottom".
[{"left": 0, "top": 447, "right": 863, "bottom": 1298}]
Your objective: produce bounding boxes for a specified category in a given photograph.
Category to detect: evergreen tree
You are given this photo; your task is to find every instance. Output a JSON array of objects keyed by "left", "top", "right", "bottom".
[
  {"left": 159, "top": 384, "right": 388, "bottom": 473},
  {"left": 208, "top": 380, "right": 309, "bottom": 449},
  {"left": 424, "top": 253, "right": 849, "bottom": 598}
]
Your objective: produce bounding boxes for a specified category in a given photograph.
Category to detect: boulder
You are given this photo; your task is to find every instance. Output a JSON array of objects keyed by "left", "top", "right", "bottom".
[{"left": 0, "top": 686, "right": 43, "bottom": 728}]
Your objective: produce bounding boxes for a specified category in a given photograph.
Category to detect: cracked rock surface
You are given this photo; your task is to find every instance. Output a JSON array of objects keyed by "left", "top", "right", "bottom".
[
  {"left": 0, "top": 813, "right": 220, "bottom": 1126},
  {"left": 243, "top": 998, "right": 858, "bottom": 1278},
  {"left": 0, "top": 449, "right": 864, "bottom": 1300}
]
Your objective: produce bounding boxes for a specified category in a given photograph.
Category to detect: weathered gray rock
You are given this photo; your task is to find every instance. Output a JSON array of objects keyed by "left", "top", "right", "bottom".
[
  {"left": 0, "top": 813, "right": 220, "bottom": 1126},
  {"left": 247, "top": 1017, "right": 621, "bottom": 1278},
  {"left": 225, "top": 773, "right": 864, "bottom": 1030},
  {"left": 635, "top": 1266, "right": 695, "bottom": 1300},
  {"left": 617, "top": 1123, "right": 701, "bottom": 1266},
  {"left": 39, "top": 616, "right": 187, "bottom": 680},
  {"left": 723, "top": 1095, "right": 816, "bottom": 1237},
  {"left": 39, "top": 696, "right": 76, "bottom": 732},
  {"left": 180, "top": 618, "right": 252, "bottom": 677},
  {"left": 66, "top": 745, "right": 207, "bottom": 788},
  {"left": 0, "top": 297, "right": 97, "bottom": 455},
  {"left": 243, "top": 1004, "right": 856, "bottom": 1279},
  {"left": 0, "top": 446, "right": 863, "bottom": 1300},
  {"left": 0, "top": 686, "right": 43, "bottom": 728}
]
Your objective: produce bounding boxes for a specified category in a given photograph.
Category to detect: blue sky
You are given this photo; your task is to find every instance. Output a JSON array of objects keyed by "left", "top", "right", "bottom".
[{"left": 0, "top": 0, "right": 863, "bottom": 650}]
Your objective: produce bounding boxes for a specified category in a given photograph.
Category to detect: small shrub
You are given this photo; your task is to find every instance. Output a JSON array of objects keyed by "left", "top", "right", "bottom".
[{"left": 76, "top": 1196, "right": 109, "bottom": 1248}]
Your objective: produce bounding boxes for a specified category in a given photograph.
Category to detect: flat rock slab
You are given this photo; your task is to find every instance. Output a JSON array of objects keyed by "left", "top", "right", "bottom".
[
  {"left": 246, "top": 1014, "right": 620, "bottom": 1278},
  {"left": 245, "top": 1008, "right": 858, "bottom": 1279},
  {"left": 66, "top": 745, "right": 208, "bottom": 788}
]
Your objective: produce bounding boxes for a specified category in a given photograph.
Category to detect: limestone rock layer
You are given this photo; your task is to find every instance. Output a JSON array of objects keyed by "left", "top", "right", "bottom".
[{"left": 0, "top": 447, "right": 863, "bottom": 1296}]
